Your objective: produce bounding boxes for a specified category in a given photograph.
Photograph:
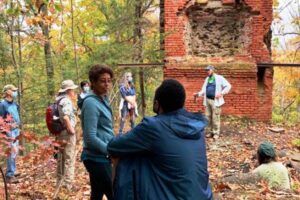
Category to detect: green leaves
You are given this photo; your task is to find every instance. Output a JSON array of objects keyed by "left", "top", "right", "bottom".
[
  {"left": 6, "top": 6, "right": 21, "bottom": 16},
  {"left": 54, "top": 3, "right": 62, "bottom": 12}
]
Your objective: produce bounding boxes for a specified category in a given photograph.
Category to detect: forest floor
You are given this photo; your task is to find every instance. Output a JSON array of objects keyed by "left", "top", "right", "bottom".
[{"left": 5, "top": 117, "right": 300, "bottom": 200}]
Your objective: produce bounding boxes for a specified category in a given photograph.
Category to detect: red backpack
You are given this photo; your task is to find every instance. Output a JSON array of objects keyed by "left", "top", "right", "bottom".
[{"left": 46, "top": 98, "right": 65, "bottom": 135}]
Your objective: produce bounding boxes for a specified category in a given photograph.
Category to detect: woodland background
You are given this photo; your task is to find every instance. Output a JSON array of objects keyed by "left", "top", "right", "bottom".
[
  {"left": 0, "top": 0, "right": 299, "bottom": 135},
  {"left": 0, "top": 0, "right": 299, "bottom": 199}
]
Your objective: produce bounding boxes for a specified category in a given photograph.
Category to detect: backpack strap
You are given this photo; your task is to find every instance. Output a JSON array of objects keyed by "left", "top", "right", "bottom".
[
  {"left": 56, "top": 97, "right": 65, "bottom": 105},
  {"left": 56, "top": 96, "right": 68, "bottom": 123}
]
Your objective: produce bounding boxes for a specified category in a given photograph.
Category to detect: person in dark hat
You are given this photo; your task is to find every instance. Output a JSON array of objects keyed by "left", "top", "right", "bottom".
[
  {"left": 194, "top": 65, "right": 231, "bottom": 140},
  {"left": 0, "top": 84, "right": 21, "bottom": 183},
  {"left": 253, "top": 142, "right": 290, "bottom": 190}
]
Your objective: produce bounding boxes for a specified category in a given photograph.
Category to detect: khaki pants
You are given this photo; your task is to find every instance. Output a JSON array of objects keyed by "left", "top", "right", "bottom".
[
  {"left": 205, "top": 99, "right": 221, "bottom": 136},
  {"left": 56, "top": 130, "right": 76, "bottom": 188}
]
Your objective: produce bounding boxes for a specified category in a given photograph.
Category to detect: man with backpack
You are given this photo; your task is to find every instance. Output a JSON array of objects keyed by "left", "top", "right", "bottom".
[
  {"left": 0, "top": 84, "right": 21, "bottom": 184},
  {"left": 55, "top": 80, "right": 78, "bottom": 191}
]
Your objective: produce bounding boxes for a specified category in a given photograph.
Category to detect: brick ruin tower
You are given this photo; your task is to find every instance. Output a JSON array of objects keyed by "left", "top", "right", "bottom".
[{"left": 161, "top": 0, "right": 273, "bottom": 121}]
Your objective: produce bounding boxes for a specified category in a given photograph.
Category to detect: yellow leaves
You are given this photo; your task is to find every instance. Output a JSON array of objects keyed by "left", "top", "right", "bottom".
[
  {"left": 289, "top": 36, "right": 300, "bottom": 45},
  {"left": 273, "top": 11, "right": 282, "bottom": 21},
  {"left": 273, "top": 0, "right": 280, "bottom": 8},
  {"left": 44, "top": 15, "right": 55, "bottom": 24},
  {"left": 273, "top": 48, "right": 300, "bottom": 110},
  {"left": 26, "top": 15, "right": 55, "bottom": 26},
  {"left": 292, "top": 17, "right": 300, "bottom": 26},
  {"left": 26, "top": 16, "right": 41, "bottom": 26}
]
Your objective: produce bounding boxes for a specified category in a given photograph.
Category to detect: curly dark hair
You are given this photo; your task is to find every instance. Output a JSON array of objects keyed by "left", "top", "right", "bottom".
[
  {"left": 154, "top": 79, "right": 186, "bottom": 113},
  {"left": 88, "top": 64, "right": 114, "bottom": 83}
]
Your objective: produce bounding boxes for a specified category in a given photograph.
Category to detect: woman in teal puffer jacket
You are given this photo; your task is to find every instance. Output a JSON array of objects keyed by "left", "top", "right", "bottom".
[{"left": 80, "top": 64, "right": 114, "bottom": 200}]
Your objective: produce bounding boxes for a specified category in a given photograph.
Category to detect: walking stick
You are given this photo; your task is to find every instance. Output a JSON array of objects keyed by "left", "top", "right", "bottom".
[{"left": 0, "top": 166, "right": 9, "bottom": 200}]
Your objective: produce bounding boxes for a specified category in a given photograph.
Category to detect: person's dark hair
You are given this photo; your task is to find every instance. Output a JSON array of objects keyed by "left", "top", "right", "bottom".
[
  {"left": 89, "top": 64, "right": 113, "bottom": 82},
  {"left": 154, "top": 79, "right": 185, "bottom": 113},
  {"left": 258, "top": 152, "right": 276, "bottom": 165},
  {"left": 257, "top": 142, "right": 277, "bottom": 165},
  {"left": 80, "top": 81, "right": 89, "bottom": 89}
]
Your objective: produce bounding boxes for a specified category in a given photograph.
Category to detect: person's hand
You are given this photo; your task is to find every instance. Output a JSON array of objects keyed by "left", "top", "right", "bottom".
[
  {"left": 67, "top": 127, "right": 75, "bottom": 135},
  {"left": 215, "top": 93, "right": 222, "bottom": 99}
]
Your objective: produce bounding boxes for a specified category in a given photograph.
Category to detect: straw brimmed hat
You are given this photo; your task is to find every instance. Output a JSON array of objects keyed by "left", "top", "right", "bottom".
[
  {"left": 3, "top": 84, "right": 18, "bottom": 93},
  {"left": 59, "top": 80, "right": 78, "bottom": 93}
]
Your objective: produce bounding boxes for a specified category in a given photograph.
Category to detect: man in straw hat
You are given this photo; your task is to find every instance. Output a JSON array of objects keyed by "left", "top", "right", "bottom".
[
  {"left": 0, "top": 84, "right": 21, "bottom": 183},
  {"left": 55, "top": 80, "right": 78, "bottom": 191}
]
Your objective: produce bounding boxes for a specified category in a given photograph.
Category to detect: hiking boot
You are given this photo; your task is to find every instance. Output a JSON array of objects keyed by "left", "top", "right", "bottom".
[
  {"left": 14, "top": 172, "right": 21, "bottom": 177},
  {"left": 6, "top": 176, "right": 19, "bottom": 184}
]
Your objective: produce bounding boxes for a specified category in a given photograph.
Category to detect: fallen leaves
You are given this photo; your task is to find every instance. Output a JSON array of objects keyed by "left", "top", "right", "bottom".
[
  {"left": 208, "top": 117, "right": 300, "bottom": 199},
  {"left": 2, "top": 117, "right": 300, "bottom": 199}
]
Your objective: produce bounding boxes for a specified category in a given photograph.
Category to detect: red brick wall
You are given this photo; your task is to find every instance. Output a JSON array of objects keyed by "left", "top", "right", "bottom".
[{"left": 163, "top": 0, "right": 273, "bottom": 121}]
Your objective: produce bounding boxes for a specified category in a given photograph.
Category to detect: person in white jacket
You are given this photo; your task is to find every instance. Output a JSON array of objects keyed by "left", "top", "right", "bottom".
[{"left": 194, "top": 65, "right": 231, "bottom": 139}]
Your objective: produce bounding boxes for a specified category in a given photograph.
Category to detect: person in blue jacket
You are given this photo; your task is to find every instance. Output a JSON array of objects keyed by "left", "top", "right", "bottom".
[
  {"left": 79, "top": 64, "right": 114, "bottom": 200},
  {"left": 0, "top": 84, "right": 21, "bottom": 184},
  {"left": 108, "top": 79, "right": 213, "bottom": 200}
]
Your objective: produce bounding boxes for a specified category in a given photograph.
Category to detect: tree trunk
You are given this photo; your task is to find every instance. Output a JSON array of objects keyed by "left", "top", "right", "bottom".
[
  {"left": 17, "top": 15, "right": 26, "bottom": 155},
  {"left": 39, "top": 3, "right": 55, "bottom": 98},
  {"left": 70, "top": 0, "right": 79, "bottom": 83},
  {"left": 133, "top": 0, "right": 145, "bottom": 117},
  {"left": 8, "top": 0, "right": 26, "bottom": 155},
  {"left": 59, "top": 0, "right": 64, "bottom": 82}
]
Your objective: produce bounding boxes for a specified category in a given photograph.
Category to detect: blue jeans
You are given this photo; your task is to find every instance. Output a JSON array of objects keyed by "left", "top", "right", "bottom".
[
  {"left": 119, "top": 106, "right": 135, "bottom": 134},
  {"left": 6, "top": 128, "right": 19, "bottom": 178}
]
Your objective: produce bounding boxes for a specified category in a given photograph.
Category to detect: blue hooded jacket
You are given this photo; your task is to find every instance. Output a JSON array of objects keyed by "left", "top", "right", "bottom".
[
  {"left": 79, "top": 92, "right": 114, "bottom": 162},
  {"left": 108, "top": 108, "right": 213, "bottom": 200}
]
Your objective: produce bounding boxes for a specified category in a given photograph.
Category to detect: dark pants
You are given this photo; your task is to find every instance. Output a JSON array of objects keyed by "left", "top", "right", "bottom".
[
  {"left": 119, "top": 106, "right": 135, "bottom": 134},
  {"left": 83, "top": 160, "right": 113, "bottom": 200}
]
